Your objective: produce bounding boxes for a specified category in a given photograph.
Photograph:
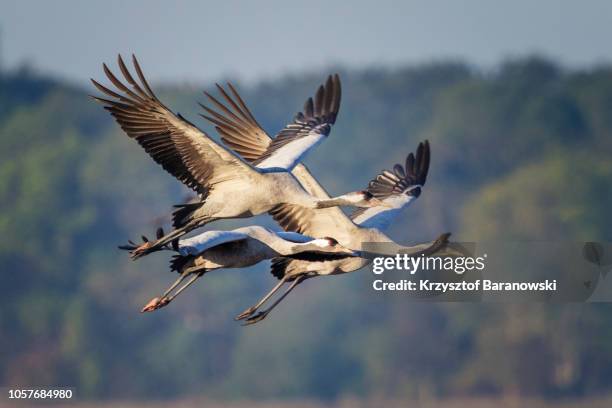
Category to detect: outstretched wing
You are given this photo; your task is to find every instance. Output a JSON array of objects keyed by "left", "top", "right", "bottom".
[
  {"left": 198, "top": 75, "right": 358, "bottom": 242},
  {"left": 367, "top": 140, "right": 429, "bottom": 198},
  {"left": 200, "top": 74, "right": 341, "bottom": 170},
  {"left": 91, "top": 54, "right": 256, "bottom": 196},
  {"left": 350, "top": 140, "right": 430, "bottom": 226}
]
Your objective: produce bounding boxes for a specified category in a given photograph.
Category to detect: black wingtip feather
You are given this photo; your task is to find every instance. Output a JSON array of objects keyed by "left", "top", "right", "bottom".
[
  {"left": 170, "top": 254, "right": 193, "bottom": 274},
  {"left": 270, "top": 258, "right": 290, "bottom": 280},
  {"left": 363, "top": 140, "right": 431, "bottom": 200}
]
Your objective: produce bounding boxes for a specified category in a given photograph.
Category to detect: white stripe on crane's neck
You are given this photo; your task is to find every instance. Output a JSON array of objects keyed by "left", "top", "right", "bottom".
[
  {"left": 256, "top": 133, "right": 325, "bottom": 171},
  {"left": 353, "top": 194, "right": 416, "bottom": 230}
]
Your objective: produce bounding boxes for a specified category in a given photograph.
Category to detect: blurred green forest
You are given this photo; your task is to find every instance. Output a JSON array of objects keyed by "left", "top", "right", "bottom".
[{"left": 1, "top": 58, "right": 612, "bottom": 402}]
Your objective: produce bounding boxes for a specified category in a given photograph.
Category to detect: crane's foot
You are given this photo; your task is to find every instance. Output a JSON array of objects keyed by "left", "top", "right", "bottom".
[
  {"left": 140, "top": 296, "right": 171, "bottom": 313},
  {"left": 235, "top": 306, "right": 257, "bottom": 321},
  {"left": 130, "top": 242, "right": 153, "bottom": 260},
  {"left": 241, "top": 311, "right": 269, "bottom": 326}
]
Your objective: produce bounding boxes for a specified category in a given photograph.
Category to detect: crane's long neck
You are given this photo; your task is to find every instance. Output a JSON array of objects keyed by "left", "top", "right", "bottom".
[
  {"left": 290, "top": 240, "right": 333, "bottom": 255},
  {"left": 313, "top": 193, "right": 357, "bottom": 209},
  {"left": 240, "top": 228, "right": 302, "bottom": 257},
  {"left": 269, "top": 239, "right": 303, "bottom": 256},
  {"left": 267, "top": 239, "right": 325, "bottom": 257},
  {"left": 258, "top": 234, "right": 342, "bottom": 257},
  {"left": 353, "top": 195, "right": 415, "bottom": 230},
  {"left": 361, "top": 234, "right": 453, "bottom": 258}
]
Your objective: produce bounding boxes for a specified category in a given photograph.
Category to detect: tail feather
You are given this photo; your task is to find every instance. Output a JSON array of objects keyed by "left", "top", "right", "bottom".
[
  {"left": 171, "top": 237, "right": 180, "bottom": 252},
  {"left": 270, "top": 257, "right": 291, "bottom": 280},
  {"left": 170, "top": 254, "right": 194, "bottom": 274}
]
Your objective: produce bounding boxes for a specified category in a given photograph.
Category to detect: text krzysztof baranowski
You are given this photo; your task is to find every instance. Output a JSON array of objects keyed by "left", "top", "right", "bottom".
[{"left": 371, "top": 253, "right": 557, "bottom": 293}]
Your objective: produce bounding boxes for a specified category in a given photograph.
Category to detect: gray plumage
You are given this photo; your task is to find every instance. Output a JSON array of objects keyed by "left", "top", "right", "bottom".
[{"left": 91, "top": 55, "right": 384, "bottom": 259}]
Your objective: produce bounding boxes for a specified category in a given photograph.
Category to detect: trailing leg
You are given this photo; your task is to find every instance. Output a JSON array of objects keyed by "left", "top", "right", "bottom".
[
  {"left": 243, "top": 275, "right": 307, "bottom": 325},
  {"left": 235, "top": 274, "right": 290, "bottom": 320},
  {"left": 141, "top": 268, "right": 206, "bottom": 312}
]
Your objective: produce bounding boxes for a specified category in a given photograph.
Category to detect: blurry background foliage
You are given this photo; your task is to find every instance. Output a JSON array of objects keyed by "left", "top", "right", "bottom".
[{"left": 1, "top": 56, "right": 612, "bottom": 401}]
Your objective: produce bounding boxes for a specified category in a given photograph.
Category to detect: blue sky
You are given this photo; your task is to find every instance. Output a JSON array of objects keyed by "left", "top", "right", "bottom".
[{"left": 2, "top": 0, "right": 612, "bottom": 85}]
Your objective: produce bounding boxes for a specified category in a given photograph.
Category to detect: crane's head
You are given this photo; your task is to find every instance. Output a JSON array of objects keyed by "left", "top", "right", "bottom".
[{"left": 309, "top": 237, "right": 359, "bottom": 256}]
